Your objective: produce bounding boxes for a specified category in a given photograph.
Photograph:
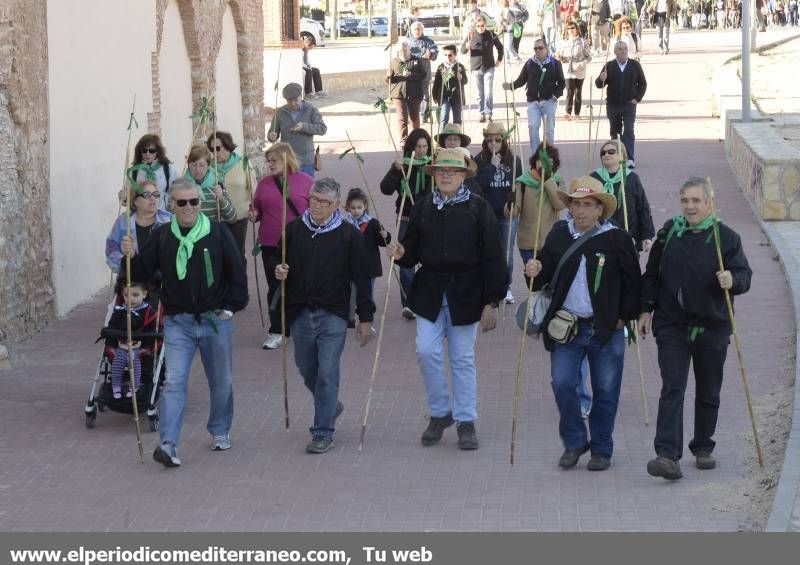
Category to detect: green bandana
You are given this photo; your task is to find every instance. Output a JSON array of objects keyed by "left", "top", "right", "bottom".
[
  {"left": 666, "top": 214, "right": 717, "bottom": 242},
  {"left": 170, "top": 213, "right": 211, "bottom": 280},
  {"left": 184, "top": 168, "right": 218, "bottom": 196},
  {"left": 401, "top": 156, "right": 431, "bottom": 198},
  {"left": 215, "top": 152, "right": 242, "bottom": 182},
  {"left": 593, "top": 166, "right": 625, "bottom": 205},
  {"left": 516, "top": 171, "right": 561, "bottom": 203}
]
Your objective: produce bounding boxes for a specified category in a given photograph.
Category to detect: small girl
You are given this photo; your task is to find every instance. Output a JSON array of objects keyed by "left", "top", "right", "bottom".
[
  {"left": 105, "top": 279, "right": 158, "bottom": 399},
  {"left": 344, "top": 188, "right": 391, "bottom": 298}
]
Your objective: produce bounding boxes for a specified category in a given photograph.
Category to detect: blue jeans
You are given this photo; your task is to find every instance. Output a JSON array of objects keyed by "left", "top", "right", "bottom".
[
  {"left": 300, "top": 164, "right": 316, "bottom": 177},
  {"left": 527, "top": 98, "right": 557, "bottom": 153},
  {"left": 474, "top": 67, "right": 495, "bottom": 117},
  {"left": 579, "top": 357, "right": 592, "bottom": 414},
  {"left": 291, "top": 308, "right": 348, "bottom": 439},
  {"left": 497, "top": 217, "right": 518, "bottom": 293},
  {"left": 416, "top": 299, "right": 479, "bottom": 422},
  {"left": 550, "top": 321, "right": 625, "bottom": 456},
  {"left": 607, "top": 103, "right": 637, "bottom": 161},
  {"left": 439, "top": 99, "right": 463, "bottom": 133},
  {"left": 161, "top": 312, "right": 234, "bottom": 449},
  {"left": 398, "top": 219, "right": 414, "bottom": 307}
]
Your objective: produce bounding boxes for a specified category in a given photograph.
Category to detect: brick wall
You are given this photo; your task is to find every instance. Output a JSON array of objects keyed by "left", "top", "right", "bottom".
[{"left": 265, "top": 0, "right": 302, "bottom": 49}]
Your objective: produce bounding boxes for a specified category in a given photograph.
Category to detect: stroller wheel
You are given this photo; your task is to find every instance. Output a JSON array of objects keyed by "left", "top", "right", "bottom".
[
  {"left": 85, "top": 407, "right": 97, "bottom": 429},
  {"left": 148, "top": 415, "right": 159, "bottom": 432}
]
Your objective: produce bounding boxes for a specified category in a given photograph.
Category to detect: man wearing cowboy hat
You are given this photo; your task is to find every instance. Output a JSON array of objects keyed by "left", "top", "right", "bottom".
[
  {"left": 525, "top": 175, "right": 640, "bottom": 471},
  {"left": 388, "top": 148, "right": 507, "bottom": 450}
]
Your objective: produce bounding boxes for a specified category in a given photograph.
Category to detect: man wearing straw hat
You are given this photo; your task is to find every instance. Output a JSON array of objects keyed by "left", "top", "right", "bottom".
[
  {"left": 639, "top": 177, "right": 752, "bottom": 480},
  {"left": 525, "top": 175, "right": 640, "bottom": 471},
  {"left": 388, "top": 148, "right": 507, "bottom": 450}
]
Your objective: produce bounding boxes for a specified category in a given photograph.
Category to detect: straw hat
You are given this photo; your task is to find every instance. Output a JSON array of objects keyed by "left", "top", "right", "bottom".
[
  {"left": 436, "top": 123, "right": 471, "bottom": 147},
  {"left": 453, "top": 147, "right": 478, "bottom": 174},
  {"left": 482, "top": 122, "right": 508, "bottom": 138},
  {"left": 424, "top": 148, "right": 476, "bottom": 179},
  {"left": 556, "top": 176, "right": 617, "bottom": 221}
]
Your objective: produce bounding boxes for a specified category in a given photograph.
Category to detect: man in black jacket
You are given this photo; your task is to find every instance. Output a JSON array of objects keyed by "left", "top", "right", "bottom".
[
  {"left": 502, "top": 37, "right": 565, "bottom": 154},
  {"left": 460, "top": 15, "right": 503, "bottom": 123},
  {"left": 274, "top": 178, "right": 375, "bottom": 454},
  {"left": 525, "top": 176, "right": 641, "bottom": 471},
  {"left": 388, "top": 148, "right": 507, "bottom": 450},
  {"left": 123, "top": 178, "right": 248, "bottom": 467},
  {"left": 594, "top": 41, "right": 647, "bottom": 168},
  {"left": 639, "top": 178, "right": 752, "bottom": 480}
]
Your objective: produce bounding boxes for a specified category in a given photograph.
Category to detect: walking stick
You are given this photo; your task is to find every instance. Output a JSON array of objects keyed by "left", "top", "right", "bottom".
[
  {"left": 244, "top": 155, "right": 266, "bottom": 329},
  {"left": 591, "top": 41, "right": 613, "bottom": 158},
  {"left": 708, "top": 180, "right": 764, "bottom": 468},
  {"left": 500, "top": 39, "right": 520, "bottom": 320},
  {"left": 280, "top": 161, "right": 290, "bottom": 430},
  {"left": 111, "top": 97, "right": 138, "bottom": 295},
  {"left": 269, "top": 53, "right": 283, "bottom": 139},
  {"left": 510, "top": 117, "right": 550, "bottom": 466},
  {"left": 210, "top": 102, "right": 221, "bottom": 222},
  {"left": 587, "top": 83, "right": 594, "bottom": 172},
  {"left": 124, "top": 172, "right": 145, "bottom": 464},
  {"left": 616, "top": 135, "right": 650, "bottom": 425},
  {"left": 358, "top": 152, "right": 416, "bottom": 451}
]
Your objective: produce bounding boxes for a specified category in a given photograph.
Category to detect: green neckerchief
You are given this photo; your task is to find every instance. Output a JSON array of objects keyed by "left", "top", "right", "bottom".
[
  {"left": 593, "top": 166, "right": 625, "bottom": 206},
  {"left": 139, "top": 160, "right": 162, "bottom": 179},
  {"left": 170, "top": 214, "right": 211, "bottom": 280},
  {"left": 664, "top": 214, "right": 717, "bottom": 251},
  {"left": 216, "top": 152, "right": 242, "bottom": 182},
  {"left": 516, "top": 170, "right": 561, "bottom": 203},
  {"left": 401, "top": 156, "right": 431, "bottom": 197},
  {"left": 184, "top": 168, "right": 217, "bottom": 191}
]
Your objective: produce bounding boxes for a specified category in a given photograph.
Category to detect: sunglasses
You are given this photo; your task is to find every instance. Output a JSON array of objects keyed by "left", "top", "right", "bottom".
[
  {"left": 142, "top": 147, "right": 158, "bottom": 154},
  {"left": 600, "top": 148, "right": 618, "bottom": 156},
  {"left": 210, "top": 145, "right": 224, "bottom": 152},
  {"left": 174, "top": 198, "right": 200, "bottom": 207},
  {"left": 137, "top": 191, "right": 161, "bottom": 200}
]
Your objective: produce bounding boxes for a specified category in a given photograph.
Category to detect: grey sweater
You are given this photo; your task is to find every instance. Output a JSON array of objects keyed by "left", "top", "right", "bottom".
[{"left": 268, "top": 102, "right": 327, "bottom": 167}]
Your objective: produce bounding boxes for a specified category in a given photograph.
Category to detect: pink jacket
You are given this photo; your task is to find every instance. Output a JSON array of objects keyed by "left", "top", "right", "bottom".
[{"left": 252, "top": 172, "right": 313, "bottom": 247}]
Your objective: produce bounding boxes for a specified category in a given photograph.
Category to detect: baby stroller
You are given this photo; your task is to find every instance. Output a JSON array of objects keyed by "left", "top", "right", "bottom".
[{"left": 84, "top": 301, "right": 165, "bottom": 431}]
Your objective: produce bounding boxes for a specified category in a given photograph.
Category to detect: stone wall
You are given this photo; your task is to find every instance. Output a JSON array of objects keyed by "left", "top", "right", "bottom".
[{"left": 0, "top": 1, "right": 55, "bottom": 345}]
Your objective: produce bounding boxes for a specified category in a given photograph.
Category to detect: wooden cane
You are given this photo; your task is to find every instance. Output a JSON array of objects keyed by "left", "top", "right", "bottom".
[
  {"left": 210, "top": 102, "right": 222, "bottom": 222},
  {"left": 269, "top": 52, "right": 283, "bottom": 139},
  {"left": 587, "top": 83, "right": 594, "bottom": 172},
  {"left": 111, "top": 96, "right": 138, "bottom": 296},
  {"left": 280, "top": 161, "right": 290, "bottom": 430},
  {"left": 510, "top": 117, "right": 550, "bottom": 466},
  {"left": 708, "top": 180, "right": 764, "bottom": 468},
  {"left": 591, "top": 41, "right": 613, "bottom": 159},
  {"left": 244, "top": 156, "right": 267, "bottom": 329},
  {"left": 616, "top": 135, "right": 650, "bottom": 425}
]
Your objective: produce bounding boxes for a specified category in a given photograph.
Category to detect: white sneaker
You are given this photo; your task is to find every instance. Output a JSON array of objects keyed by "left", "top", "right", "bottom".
[
  {"left": 316, "top": 91, "right": 327, "bottom": 98},
  {"left": 627, "top": 159, "right": 636, "bottom": 169},
  {"left": 504, "top": 290, "right": 515, "bottom": 304},
  {"left": 262, "top": 332, "right": 285, "bottom": 349}
]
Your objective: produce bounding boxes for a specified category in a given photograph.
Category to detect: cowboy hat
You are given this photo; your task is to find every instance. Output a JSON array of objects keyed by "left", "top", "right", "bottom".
[
  {"left": 436, "top": 123, "right": 471, "bottom": 147},
  {"left": 424, "top": 148, "right": 476, "bottom": 179},
  {"left": 453, "top": 147, "right": 478, "bottom": 174},
  {"left": 482, "top": 122, "right": 509, "bottom": 138},
  {"left": 556, "top": 176, "right": 617, "bottom": 221}
]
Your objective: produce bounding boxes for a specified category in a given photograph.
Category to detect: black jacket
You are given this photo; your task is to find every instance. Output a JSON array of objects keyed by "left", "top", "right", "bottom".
[
  {"left": 131, "top": 221, "right": 248, "bottom": 317},
  {"left": 432, "top": 61, "right": 468, "bottom": 105},
  {"left": 270, "top": 218, "right": 375, "bottom": 326},
  {"left": 589, "top": 170, "right": 655, "bottom": 250},
  {"left": 533, "top": 223, "right": 641, "bottom": 350},
  {"left": 105, "top": 303, "right": 159, "bottom": 349},
  {"left": 460, "top": 31, "right": 503, "bottom": 71},
  {"left": 380, "top": 161, "right": 433, "bottom": 218},
  {"left": 473, "top": 153, "right": 524, "bottom": 218},
  {"left": 641, "top": 218, "right": 752, "bottom": 334},
  {"left": 356, "top": 218, "right": 391, "bottom": 278},
  {"left": 594, "top": 58, "right": 647, "bottom": 105},
  {"left": 398, "top": 193, "right": 508, "bottom": 325},
  {"left": 387, "top": 56, "right": 427, "bottom": 100},
  {"left": 510, "top": 57, "right": 566, "bottom": 102}
]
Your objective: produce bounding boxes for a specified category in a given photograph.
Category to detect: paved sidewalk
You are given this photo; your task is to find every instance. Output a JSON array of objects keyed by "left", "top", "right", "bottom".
[{"left": 0, "top": 29, "right": 794, "bottom": 532}]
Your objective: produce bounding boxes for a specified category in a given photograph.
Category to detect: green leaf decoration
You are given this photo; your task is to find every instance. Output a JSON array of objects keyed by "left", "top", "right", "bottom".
[
  {"left": 626, "top": 321, "right": 638, "bottom": 345},
  {"left": 126, "top": 163, "right": 155, "bottom": 195},
  {"left": 274, "top": 80, "right": 279, "bottom": 92},
  {"left": 127, "top": 111, "right": 138, "bottom": 132},
  {"left": 356, "top": 153, "right": 364, "bottom": 164},
  {"left": 502, "top": 125, "right": 517, "bottom": 140},
  {"left": 242, "top": 154, "right": 249, "bottom": 170},
  {"left": 538, "top": 144, "right": 553, "bottom": 179},
  {"left": 189, "top": 94, "right": 212, "bottom": 123},
  {"left": 374, "top": 97, "right": 388, "bottom": 114},
  {"left": 251, "top": 241, "right": 262, "bottom": 257},
  {"left": 339, "top": 147, "right": 353, "bottom": 160}
]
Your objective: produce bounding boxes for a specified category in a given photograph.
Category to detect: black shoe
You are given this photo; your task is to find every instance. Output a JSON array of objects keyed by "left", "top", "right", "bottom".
[
  {"left": 420, "top": 413, "right": 455, "bottom": 446},
  {"left": 486, "top": 114, "right": 493, "bottom": 123},
  {"left": 695, "top": 451, "right": 716, "bottom": 470},
  {"left": 457, "top": 421, "right": 479, "bottom": 450},
  {"left": 334, "top": 401, "right": 344, "bottom": 421},
  {"left": 647, "top": 456, "right": 683, "bottom": 480},
  {"left": 587, "top": 455, "right": 611, "bottom": 471},
  {"left": 558, "top": 443, "right": 590, "bottom": 468},
  {"left": 306, "top": 435, "right": 333, "bottom": 454},
  {"left": 479, "top": 115, "right": 486, "bottom": 123},
  {"left": 153, "top": 444, "right": 181, "bottom": 468}
]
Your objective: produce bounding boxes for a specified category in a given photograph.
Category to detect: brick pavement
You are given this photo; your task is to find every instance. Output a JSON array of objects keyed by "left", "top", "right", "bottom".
[{"left": 0, "top": 29, "right": 794, "bottom": 532}]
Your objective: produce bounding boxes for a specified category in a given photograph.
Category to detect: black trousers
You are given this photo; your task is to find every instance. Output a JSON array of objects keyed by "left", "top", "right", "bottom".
[
  {"left": 512, "top": 24, "right": 523, "bottom": 52},
  {"left": 565, "top": 78, "right": 584, "bottom": 115},
  {"left": 260, "top": 245, "right": 289, "bottom": 337},
  {"left": 653, "top": 324, "right": 730, "bottom": 460},
  {"left": 304, "top": 67, "right": 323, "bottom": 93}
]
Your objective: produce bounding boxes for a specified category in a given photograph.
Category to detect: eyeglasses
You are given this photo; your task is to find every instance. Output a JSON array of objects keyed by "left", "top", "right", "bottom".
[
  {"left": 137, "top": 191, "right": 161, "bottom": 200},
  {"left": 142, "top": 147, "right": 158, "bottom": 154},
  {"left": 174, "top": 198, "right": 200, "bottom": 207},
  {"left": 600, "top": 148, "right": 618, "bottom": 156},
  {"left": 434, "top": 168, "right": 462, "bottom": 176},
  {"left": 189, "top": 161, "right": 208, "bottom": 167},
  {"left": 309, "top": 195, "right": 335, "bottom": 207},
  {"left": 487, "top": 137, "right": 503, "bottom": 143},
  {"left": 210, "top": 145, "right": 224, "bottom": 152}
]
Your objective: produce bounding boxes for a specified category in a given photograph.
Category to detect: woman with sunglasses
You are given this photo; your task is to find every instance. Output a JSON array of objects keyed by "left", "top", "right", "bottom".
[
  {"left": 250, "top": 142, "right": 313, "bottom": 350},
  {"left": 555, "top": 21, "right": 592, "bottom": 121},
  {"left": 129, "top": 134, "right": 178, "bottom": 211},
  {"left": 590, "top": 139, "right": 654, "bottom": 251},
  {"left": 473, "top": 123, "right": 523, "bottom": 304},
  {"left": 105, "top": 179, "right": 172, "bottom": 273},
  {"left": 184, "top": 145, "right": 237, "bottom": 223},
  {"left": 206, "top": 131, "right": 256, "bottom": 256},
  {"left": 612, "top": 16, "right": 639, "bottom": 60}
]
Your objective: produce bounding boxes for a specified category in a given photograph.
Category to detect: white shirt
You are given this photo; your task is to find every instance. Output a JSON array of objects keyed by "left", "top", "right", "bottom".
[
  {"left": 616, "top": 59, "right": 628, "bottom": 73},
  {"left": 656, "top": 0, "right": 668, "bottom": 12},
  {"left": 562, "top": 220, "right": 614, "bottom": 318}
]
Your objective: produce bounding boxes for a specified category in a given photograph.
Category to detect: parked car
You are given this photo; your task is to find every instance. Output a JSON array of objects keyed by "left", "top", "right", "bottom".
[
  {"left": 300, "top": 17, "right": 326, "bottom": 46},
  {"left": 357, "top": 17, "right": 389, "bottom": 37},
  {"left": 338, "top": 17, "right": 360, "bottom": 37}
]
